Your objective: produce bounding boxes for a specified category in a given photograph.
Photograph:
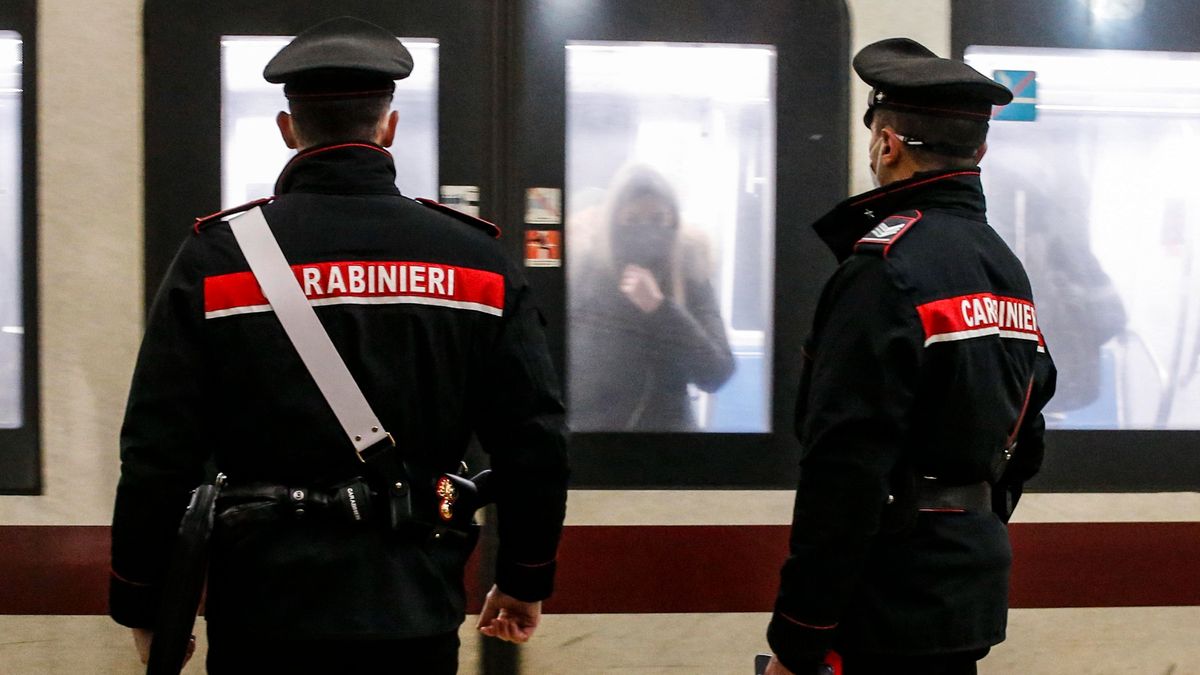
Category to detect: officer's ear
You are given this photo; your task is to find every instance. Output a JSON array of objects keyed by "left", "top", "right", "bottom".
[
  {"left": 277, "top": 111, "right": 301, "bottom": 150},
  {"left": 378, "top": 110, "right": 399, "bottom": 148},
  {"left": 877, "top": 127, "right": 905, "bottom": 167},
  {"left": 973, "top": 141, "right": 988, "bottom": 165}
]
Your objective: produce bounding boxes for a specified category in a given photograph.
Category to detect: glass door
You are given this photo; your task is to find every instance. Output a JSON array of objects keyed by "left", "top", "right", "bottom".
[
  {"left": 564, "top": 41, "right": 776, "bottom": 434},
  {"left": 966, "top": 46, "right": 1200, "bottom": 432},
  {"left": 953, "top": 0, "right": 1200, "bottom": 490}
]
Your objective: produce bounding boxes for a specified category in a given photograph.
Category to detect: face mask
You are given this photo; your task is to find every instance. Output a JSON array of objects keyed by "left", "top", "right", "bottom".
[
  {"left": 612, "top": 224, "right": 675, "bottom": 270},
  {"left": 869, "top": 134, "right": 884, "bottom": 188}
]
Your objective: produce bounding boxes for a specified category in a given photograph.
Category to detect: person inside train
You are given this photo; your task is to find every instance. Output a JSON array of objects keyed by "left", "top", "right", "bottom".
[{"left": 568, "top": 163, "right": 735, "bottom": 431}]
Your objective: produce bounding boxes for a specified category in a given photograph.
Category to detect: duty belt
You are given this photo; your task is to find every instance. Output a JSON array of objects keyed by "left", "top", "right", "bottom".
[
  {"left": 216, "top": 479, "right": 375, "bottom": 527},
  {"left": 215, "top": 469, "right": 492, "bottom": 536},
  {"left": 915, "top": 479, "right": 991, "bottom": 513}
]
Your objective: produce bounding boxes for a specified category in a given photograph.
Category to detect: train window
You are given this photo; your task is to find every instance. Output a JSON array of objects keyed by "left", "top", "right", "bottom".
[
  {"left": 565, "top": 42, "right": 775, "bottom": 433},
  {"left": 1, "top": 31, "right": 22, "bottom": 429},
  {"left": 220, "top": 36, "right": 439, "bottom": 207},
  {"left": 966, "top": 46, "right": 1200, "bottom": 431}
]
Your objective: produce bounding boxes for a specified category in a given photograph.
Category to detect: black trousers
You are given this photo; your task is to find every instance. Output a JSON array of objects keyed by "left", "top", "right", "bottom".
[
  {"left": 205, "top": 631, "right": 459, "bottom": 674},
  {"left": 839, "top": 647, "right": 989, "bottom": 675}
]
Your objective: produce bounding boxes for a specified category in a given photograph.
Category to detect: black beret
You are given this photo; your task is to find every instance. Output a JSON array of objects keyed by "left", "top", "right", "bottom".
[
  {"left": 264, "top": 16, "right": 413, "bottom": 100},
  {"left": 854, "top": 37, "right": 1013, "bottom": 127}
]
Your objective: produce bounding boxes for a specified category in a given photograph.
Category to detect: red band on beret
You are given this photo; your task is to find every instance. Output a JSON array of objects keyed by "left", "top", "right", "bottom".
[
  {"left": 876, "top": 99, "right": 994, "bottom": 121},
  {"left": 285, "top": 88, "right": 395, "bottom": 101}
]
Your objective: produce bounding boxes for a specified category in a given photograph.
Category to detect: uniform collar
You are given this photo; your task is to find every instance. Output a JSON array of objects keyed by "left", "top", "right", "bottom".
[
  {"left": 812, "top": 168, "right": 987, "bottom": 262},
  {"left": 274, "top": 142, "right": 401, "bottom": 196}
]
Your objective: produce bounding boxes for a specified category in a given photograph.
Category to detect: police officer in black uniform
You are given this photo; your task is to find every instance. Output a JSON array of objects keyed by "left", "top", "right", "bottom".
[
  {"left": 109, "top": 17, "right": 568, "bottom": 673},
  {"left": 764, "top": 38, "right": 1057, "bottom": 675}
]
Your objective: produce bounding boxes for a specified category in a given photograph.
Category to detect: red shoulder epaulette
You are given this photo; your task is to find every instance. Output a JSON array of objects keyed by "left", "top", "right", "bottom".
[
  {"left": 415, "top": 197, "right": 501, "bottom": 239},
  {"left": 193, "top": 197, "right": 276, "bottom": 234},
  {"left": 853, "top": 209, "right": 922, "bottom": 257}
]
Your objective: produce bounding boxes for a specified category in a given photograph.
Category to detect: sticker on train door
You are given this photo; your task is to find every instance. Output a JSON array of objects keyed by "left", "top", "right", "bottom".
[
  {"left": 524, "top": 187, "right": 563, "bottom": 225},
  {"left": 992, "top": 70, "right": 1037, "bottom": 121},
  {"left": 525, "top": 230, "right": 562, "bottom": 267},
  {"left": 438, "top": 185, "right": 481, "bottom": 217}
]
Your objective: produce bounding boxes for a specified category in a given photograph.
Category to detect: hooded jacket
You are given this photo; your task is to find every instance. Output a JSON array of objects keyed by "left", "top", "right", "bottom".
[{"left": 568, "top": 165, "right": 735, "bottom": 431}]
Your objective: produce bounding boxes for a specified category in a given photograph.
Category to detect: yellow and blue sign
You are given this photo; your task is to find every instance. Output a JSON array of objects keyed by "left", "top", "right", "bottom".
[{"left": 992, "top": 70, "right": 1037, "bottom": 121}]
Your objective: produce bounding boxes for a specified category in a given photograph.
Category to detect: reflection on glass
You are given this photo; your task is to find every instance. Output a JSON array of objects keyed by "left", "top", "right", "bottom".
[
  {"left": 566, "top": 42, "right": 775, "bottom": 432},
  {"left": 221, "top": 37, "right": 438, "bottom": 207},
  {"left": 1, "top": 32, "right": 22, "bottom": 429},
  {"left": 967, "top": 46, "right": 1200, "bottom": 429}
]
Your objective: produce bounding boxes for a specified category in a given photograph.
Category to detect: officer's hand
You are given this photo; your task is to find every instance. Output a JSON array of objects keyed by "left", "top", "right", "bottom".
[
  {"left": 476, "top": 585, "right": 541, "bottom": 643},
  {"left": 132, "top": 628, "right": 153, "bottom": 664},
  {"left": 620, "top": 264, "right": 665, "bottom": 313},
  {"left": 131, "top": 628, "right": 195, "bottom": 666},
  {"left": 764, "top": 654, "right": 796, "bottom": 675}
]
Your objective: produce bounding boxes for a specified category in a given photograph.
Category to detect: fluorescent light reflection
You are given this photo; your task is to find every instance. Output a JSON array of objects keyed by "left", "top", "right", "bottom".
[
  {"left": 0, "top": 33, "right": 21, "bottom": 94},
  {"left": 1083, "top": 0, "right": 1145, "bottom": 22}
]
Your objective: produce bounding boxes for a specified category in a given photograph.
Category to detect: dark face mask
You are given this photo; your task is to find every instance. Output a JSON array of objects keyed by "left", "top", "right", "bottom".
[{"left": 611, "top": 224, "right": 675, "bottom": 271}]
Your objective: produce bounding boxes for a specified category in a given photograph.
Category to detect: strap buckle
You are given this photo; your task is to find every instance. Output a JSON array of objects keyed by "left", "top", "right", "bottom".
[{"left": 356, "top": 433, "right": 396, "bottom": 464}]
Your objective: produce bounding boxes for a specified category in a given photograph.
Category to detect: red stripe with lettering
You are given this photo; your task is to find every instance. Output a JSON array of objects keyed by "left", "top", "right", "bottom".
[
  {"left": 916, "top": 293, "right": 1040, "bottom": 345},
  {"left": 204, "top": 261, "right": 505, "bottom": 316}
]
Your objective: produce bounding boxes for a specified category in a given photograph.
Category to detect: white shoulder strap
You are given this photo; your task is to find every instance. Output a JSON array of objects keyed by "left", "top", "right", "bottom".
[{"left": 228, "top": 206, "right": 390, "bottom": 459}]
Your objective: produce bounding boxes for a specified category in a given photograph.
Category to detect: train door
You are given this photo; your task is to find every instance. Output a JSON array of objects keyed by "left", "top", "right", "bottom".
[
  {"left": 143, "top": 1, "right": 849, "bottom": 671},
  {"left": 507, "top": 0, "right": 849, "bottom": 487},
  {"left": 953, "top": 0, "right": 1200, "bottom": 489},
  {"left": 0, "top": 0, "right": 38, "bottom": 493},
  {"left": 145, "top": 1, "right": 850, "bottom": 488}
]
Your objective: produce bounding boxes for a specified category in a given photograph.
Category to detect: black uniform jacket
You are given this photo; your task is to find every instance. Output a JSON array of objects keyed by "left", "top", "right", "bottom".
[
  {"left": 110, "top": 143, "right": 569, "bottom": 640},
  {"left": 768, "top": 169, "right": 1056, "bottom": 669}
]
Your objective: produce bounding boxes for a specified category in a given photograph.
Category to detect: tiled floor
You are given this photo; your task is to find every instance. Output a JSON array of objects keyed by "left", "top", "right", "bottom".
[{"left": 2, "top": 608, "right": 1197, "bottom": 674}]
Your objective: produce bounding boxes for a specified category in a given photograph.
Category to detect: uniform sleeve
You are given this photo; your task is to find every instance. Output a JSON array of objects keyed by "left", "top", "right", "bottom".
[
  {"left": 993, "top": 345, "right": 1057, "bottom": 522},
  {"left": 767, "top": 256, "right": 923, "bottom": 671},
  {"left": 651, "top": 278, "right": 735, "bottom": 392},
  {"left": 109, "top": 236, "right": 212, "bottom": 628},
  {"left": 475, "top": 266, "right": 569, "bottom": 602}
]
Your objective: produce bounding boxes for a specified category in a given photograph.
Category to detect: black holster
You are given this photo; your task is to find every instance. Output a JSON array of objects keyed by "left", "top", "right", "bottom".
[
  {"left": 147, "top": 475, "right": 224, "bottom": 675},
  {"left": 433, "top": 470, "right": 493, "bottom": 534},
  {"left": 362, "top": 445, "right": 493, "bottom": 538},
  {"left": 362, "top": 445, "right": 420, "bottom": 533}
]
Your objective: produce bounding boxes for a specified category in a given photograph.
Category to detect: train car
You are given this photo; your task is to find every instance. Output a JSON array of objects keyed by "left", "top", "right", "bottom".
[{"left": 0, "top": 1, "right": 1196, "bottom": 672}]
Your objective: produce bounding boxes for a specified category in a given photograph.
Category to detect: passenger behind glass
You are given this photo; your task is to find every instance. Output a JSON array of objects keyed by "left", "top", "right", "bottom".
[
  {"left": 986, "top": 125, "right": 1127, "bottom": 415},
  {"left": 569, "top": 164, "right": 735, "bottom": 431}
]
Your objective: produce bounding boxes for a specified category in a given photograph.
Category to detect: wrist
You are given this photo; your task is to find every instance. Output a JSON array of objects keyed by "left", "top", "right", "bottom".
[{"left": 495, "top": 557, "right": 556, "bottom": 602}]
